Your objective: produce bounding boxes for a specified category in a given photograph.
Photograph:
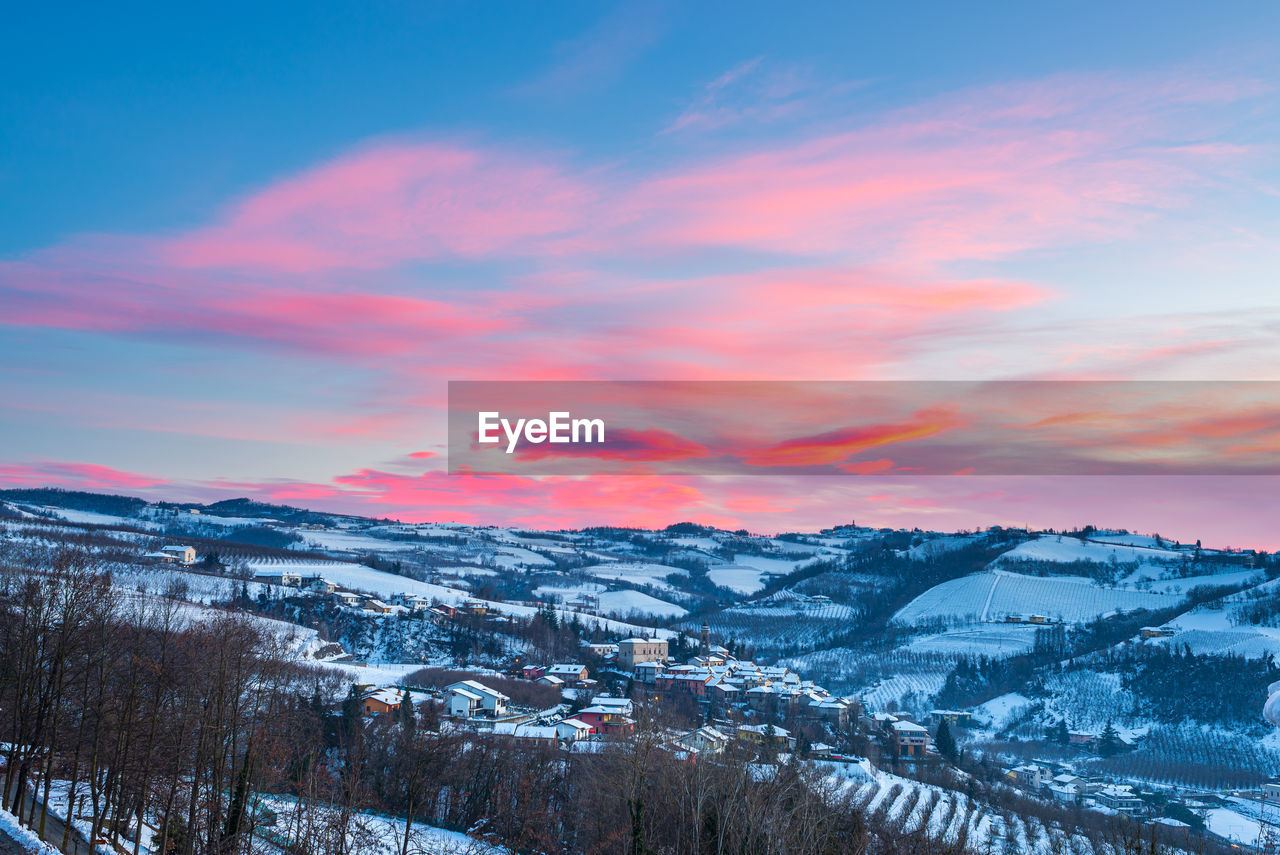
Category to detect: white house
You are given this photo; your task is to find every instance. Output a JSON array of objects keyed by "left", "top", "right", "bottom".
[
  {"left": 160, "top": 545, "right": 197, "bottom": 565},
  {"left": 555, "top": 718, "right": 596, "bottom": 742},
  {"left": 254, "top": 571, "right": 302, "bottom": 587},
  {"left": 333, "top": 591, "right": 362, "bottom": 607},
  {"left": 392, "top": 592, "right": 432, "bottom": 611},
  {"left": 675, "top": 726, "right": 729, "bottom": 755},
  {"left": 445, "top": 680, "right": 509, "bottom": 718}
]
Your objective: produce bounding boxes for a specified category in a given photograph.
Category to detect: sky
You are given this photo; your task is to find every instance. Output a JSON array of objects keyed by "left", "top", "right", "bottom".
[{"left": 2, "top": 2, "right": 1280, "bottom": 545}]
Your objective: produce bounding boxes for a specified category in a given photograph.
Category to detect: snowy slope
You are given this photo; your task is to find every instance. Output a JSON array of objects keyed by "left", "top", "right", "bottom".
[
  {"left": 994, "top": 534, "right": 1184, "bottom": 566},
  {"left": 894, "top": 570, "right": 1179, "bottom": 625}
]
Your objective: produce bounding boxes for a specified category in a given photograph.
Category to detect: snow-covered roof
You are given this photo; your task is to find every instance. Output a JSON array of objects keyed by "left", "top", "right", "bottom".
[
  {"left": 365, "top": 687, "right": 404, "bottom": 707},
  {"left": 494, "top": 723, "right": 558, "bottom": 739},
  {"left": 549, "top": 663, "right": 586, "bottom": 674},
  {"left": 557, "top": 718, "right": 595, "bottom": 731},
  {"left": 891, "top": 721, "right": 928, "bottom": 733},
  {"left": 445, "top": 679, "right": 509, "bottom": 701}
]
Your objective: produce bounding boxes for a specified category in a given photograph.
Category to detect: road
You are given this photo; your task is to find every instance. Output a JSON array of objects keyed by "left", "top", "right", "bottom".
[{"left": 2, "top": 783, "right": 93, "bottom": 855}]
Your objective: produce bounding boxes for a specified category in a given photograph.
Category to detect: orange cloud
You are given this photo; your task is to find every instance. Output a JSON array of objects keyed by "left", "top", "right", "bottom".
[{"left": 743, "top": 406, "right": 965, "bottom": 467}]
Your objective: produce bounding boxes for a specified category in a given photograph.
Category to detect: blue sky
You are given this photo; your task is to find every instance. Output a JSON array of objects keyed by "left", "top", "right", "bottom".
[{"left": 2, "top": 2, "right": 1280, "bottom": 542}]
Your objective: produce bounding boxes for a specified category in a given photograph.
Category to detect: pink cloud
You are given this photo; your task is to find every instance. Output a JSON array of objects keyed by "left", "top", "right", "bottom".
[
  {"left": 0, "top": 461, "right": 169, "bottom": 491},
  {"left": 162, "top": 142, "right": 595, "bottom": 272}
]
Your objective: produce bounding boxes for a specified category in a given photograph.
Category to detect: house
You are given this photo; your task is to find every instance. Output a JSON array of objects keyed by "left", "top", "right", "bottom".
[
  {"left": 536, "top": 675, "right": 564, "bottom": 688},
  {"left": 1049, "top": 783, "right": 1081, "bottom": 805},
  {"left": 1264, "top": 781, "right": 1280, "bottom": 803},
  {"left": 745, "top": 684, "right": 778, "bottom": 712},
  {"left": 1011, "top": 765, "right": 1049, "bottom": 789},
  {"left": 522, "top": 665, "right": 546, "bottom": 681},
  {"left": 493, "top": 723, "right": 559, "bottom": 745},
  {"left": 633, "top": 660, "right": 666, "bottom": 684},
  {"left": 547, "top": 663, "right": 589, "bottom": 685},
  {"left": 810, "top": 700, "right": 850, "bottom": 728},
  {"left": 890, "top": 721, "right": 930, "bottom": 757},
  {"left": 555, "top": 718, "right": 596, "bottom": 742},
  {"left": 392, "top": 592, "right": 431, "bottom": 611},
  {"left": 334, "top": 591, "right": 362, "bottom": 607},
  {"left": 428, "top": 605, "right": 457, "bottom": 622},
  {"left": 363, "top": 687, "right": 405, "bottom": 717},
  {"left": 587, "top": 696, "right": 634, "bottom": 716},
  {"left": 737, "top": 724, "right": 793, "bottom": 749},
  {"left": 302, "top": 575, "right": 336, "bottom": 594},
  {"left": 1028, "top": 614, "right": 1048, "bottom": 624},
  {"left": 1095, "top": 785, "right": 1143, "bottom": 814},
  {"left": 363, "top": 599, "right": 393, "bottom": 615},
  {"left": 584, "top": 642, "right": 618, "bottom": 658},
  {"left": 160, "top": 545, "right": 197, "bottom": 565},
  {"left": 619, "top": 637, "right": 669, "bottom": 670},
  {"left": 1068, "top": 730, "right": 1096, "bottom": 746},
  {"left": 445, "top": 680, "right": 510, "bottom": 718},
  {"left": 929, "top": 709, "right": 975, "bottom": 728},
  {"left": 707, "top": 677, "right": 741, "bottom": 703},
  {"left": 658, "top": 669, "right": 712, "bottom": 697},
  {"left": 572, "top": 703, "right": 635, "bottom": 736},
  {"left": 1003, "top": 614, "right": 1024, "bottom": 623},
  {"left": 255, "top": 571, "right": 302, "bottom": 587},
  {"left": 461, "top": 600, "right": 489, "bottom": 616},
  {"left": 1140, "top": 626, "right": 1176, "bottom": 639},
  {"left": 674, "top": 726, "right": 730, "bottom": 756}
]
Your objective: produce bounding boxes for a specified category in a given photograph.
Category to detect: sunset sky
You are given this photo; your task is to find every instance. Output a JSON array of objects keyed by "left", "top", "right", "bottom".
[{"left": 3, "top": 2, "right": 1280, "bottom": 545}]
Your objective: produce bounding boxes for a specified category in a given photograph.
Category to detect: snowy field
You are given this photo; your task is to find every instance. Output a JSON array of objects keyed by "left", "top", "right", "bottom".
[
  {"left": 1117, "top": 568, "right": 1263, "bottom": 594},
  {"left": 993, "top": 534, "right": 1184, "bottom": 566},
  {"left": 578, "top": 562, "right": 687, "bottom": 592},
  {"left": 894, "top": 570, "right": 1179, "bottom": 626},
  {"left": 901, "top": 625, "right": 1039, "bottom": 659},
  {"left": 832, "top": 766, "right": 1136, "bottom": 855},
  {"left": 1146, "top": 606, "right": 1280, "bottom": 659},
  {"left": 707, "top": 565, "right": 769, "bottom": 594}
]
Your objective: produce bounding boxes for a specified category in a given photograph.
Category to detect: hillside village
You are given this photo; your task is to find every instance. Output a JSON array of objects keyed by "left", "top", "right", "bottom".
[{"left": 1, "top": 489, "right": 1279, "bottom": 853}]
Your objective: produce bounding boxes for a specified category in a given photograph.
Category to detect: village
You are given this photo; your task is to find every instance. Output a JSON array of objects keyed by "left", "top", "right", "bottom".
[{"left": 96, "top": 537, "right": 1280, "bottom": 848}]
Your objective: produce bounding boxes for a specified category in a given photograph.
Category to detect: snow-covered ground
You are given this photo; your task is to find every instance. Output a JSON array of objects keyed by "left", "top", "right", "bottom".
[
  {"left": 994, "top": 534, "right": 1185, "bottom": 566},
  {"left": 1145, "top": 605, "right": 1280, "bottom": 659},
  {"left": 578, "top": 562, "right": 687, "bottom": 592},
  {"left": 707, "top": 565, "right": 769, "bottom": 594},
  {"left": 47, "top": 508, "right": 158, "bottom": 528},
  {"left": 894, "top": 570, "right": 1179, "bottom": 626},
  {"left": 0, "top": 806, "right": 60, "bottom": 854},
  {"left": 973, "top": 693, "right": 1034, "bottom": 730},
  {"left": 902, "top": 625, "right": 1039, "bottom": 658}
]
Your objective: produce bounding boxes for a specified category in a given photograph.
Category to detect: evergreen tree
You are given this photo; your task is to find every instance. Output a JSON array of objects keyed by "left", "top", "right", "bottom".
[
  {"left": 340, "top": 685, "right": 363, "bottom": 741},
  {"left": 397, "top": 692, "right": 416, "bottom": 733},
  {"left": 1099, "top": 720, "right": 1122, "bottom": 756},
  {"left": 1054, "top": 719, "right": 1070, "bottom": 745},
  {"left": 934, "top": 718, "right": 957, "bottom": 762}
]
